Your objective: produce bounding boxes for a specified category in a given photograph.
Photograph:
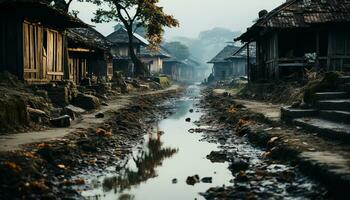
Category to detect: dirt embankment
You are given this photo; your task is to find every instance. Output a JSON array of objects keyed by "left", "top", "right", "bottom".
[
  {"left": 0, "top": 72, "right": 54, "bottom": 133},
  {"left": 237, "top": 81, "right": 304, "bottom": 105},
  {"left": 0, "top": 89, "right": 181, "bottom": 200},
  {"left": 200, "top": 89, "right": 348, "bottom": 199}
]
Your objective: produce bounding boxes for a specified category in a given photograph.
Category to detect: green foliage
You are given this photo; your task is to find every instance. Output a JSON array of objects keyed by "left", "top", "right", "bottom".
[{"left": 163, "top": 42, "right": 190, "bottom": 61}]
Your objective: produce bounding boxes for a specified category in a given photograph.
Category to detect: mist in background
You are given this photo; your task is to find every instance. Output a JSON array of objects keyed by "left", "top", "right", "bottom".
[{"left": 70, "top": 0, "right": 284, "bottom": 77}]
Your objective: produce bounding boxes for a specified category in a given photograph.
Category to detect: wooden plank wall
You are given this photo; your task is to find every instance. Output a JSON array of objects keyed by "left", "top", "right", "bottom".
[
  {"left": 22, "top": 21, "right": 65, "bottom": 83},
  {"left": 329, "top": 31, "right": 350, "bottom": 72},
  {"left": 68, "top": 56, "right": 87, "bottom": 84}
]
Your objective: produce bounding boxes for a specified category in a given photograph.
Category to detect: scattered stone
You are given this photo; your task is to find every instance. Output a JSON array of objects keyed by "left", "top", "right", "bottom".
[
  {"left": 267, "top": 137, "right": 279, "bottom": 150},
  {"left": 229, "top": 158, "right": 249, "bottom": 172},
  {"left": 27, "top": 107, "right": 48, "bottom": 123},
  {"left": 172, "top": 178, "right": 178, "bottom": 184},
  {"left": 64, "top": 105, "right": 85, "bottom": 120},
  {"left": 185, "top": 118, "right": 191, "bottom": 122},
  {"left": 207, "top": 151, "right": 228, "bottom": 163},
  {"left": 186, "top": 175, "right": 200, "bottom": 185},
  {"left": 201, "top": 177, "right": 213, "bottom": 183},
  {"left": 235, "top": 171, "right": 249, "bottom": 182},
  {"left": 50, "top": 115, "right": 70, "bottom": 127},
  {"left": 95, "top": 113, "right": 105, "bottom": 118},
  {"left": 73, "top": 94, "right": 101, "bottom": 110}
]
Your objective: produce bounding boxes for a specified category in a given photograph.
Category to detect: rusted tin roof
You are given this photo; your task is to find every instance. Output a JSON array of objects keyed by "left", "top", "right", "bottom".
[{"left": 236, "top": 0, "right": 350, "bottom": 42}]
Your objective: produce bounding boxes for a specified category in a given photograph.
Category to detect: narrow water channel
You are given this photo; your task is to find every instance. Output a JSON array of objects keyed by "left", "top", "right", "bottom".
[
  {"left": 78, "top": 85, "right": 325, "bottom": 200},
  {"left": 81, "top": 85, "right": 232, "bottom": 200}
]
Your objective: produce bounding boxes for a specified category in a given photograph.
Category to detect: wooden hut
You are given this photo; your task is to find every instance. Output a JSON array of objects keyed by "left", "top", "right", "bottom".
[
  {"left": 140, "top": 46, "right": 170, "bottom": 75},
  {"left": 208, "top": 45, "right": 240, "bottom": 80},
  {"left": 67, "top": 27, "right": 113, "bottom": 84},
  {"left": 225, "top": 43, "right": 256, "bottom": 79},
  {"left": 107, "top": 27, "right": 148, "bottom": 76},
  {"left": 235, "top": 0, "right": 350, "bottom": 82},
  {"left": 0, "top": 0, "right": 87, "bottom": 84}
]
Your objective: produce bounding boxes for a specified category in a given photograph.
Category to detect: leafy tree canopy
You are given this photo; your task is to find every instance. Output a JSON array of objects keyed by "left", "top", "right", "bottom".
[{"left": 80, "top": 0, "right": 179, "bottom": 50}]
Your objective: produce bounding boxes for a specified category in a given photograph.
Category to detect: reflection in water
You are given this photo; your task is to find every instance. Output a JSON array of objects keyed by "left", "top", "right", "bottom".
[{"left": 101, "top": 132, "right": 178, "bottom": 195}]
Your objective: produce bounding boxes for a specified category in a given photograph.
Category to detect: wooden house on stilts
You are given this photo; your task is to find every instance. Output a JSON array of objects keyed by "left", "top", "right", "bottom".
[{"left": 235, "top": 0, "right": 350, "bottom": 82}]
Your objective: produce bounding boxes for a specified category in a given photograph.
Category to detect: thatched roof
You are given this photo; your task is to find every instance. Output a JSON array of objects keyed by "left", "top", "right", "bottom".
[{"left": 67, "top": 27, "right": 112, "bottom": 51}]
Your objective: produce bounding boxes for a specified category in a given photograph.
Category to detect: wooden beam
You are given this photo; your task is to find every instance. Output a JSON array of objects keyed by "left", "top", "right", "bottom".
[
  {"left": 316, "top": 31, "right": 320, "bottom": 71},
  {"left": 68, "top": 48, "right": 94, "bottom": 53},
  {"left": 247, "top": 42, "right": 250, "bottom": 82}
]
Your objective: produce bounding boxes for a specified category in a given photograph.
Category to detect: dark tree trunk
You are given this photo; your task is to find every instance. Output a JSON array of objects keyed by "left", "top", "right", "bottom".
[{"left": 125, "top": 26, "right": 148, "bottom": 77}]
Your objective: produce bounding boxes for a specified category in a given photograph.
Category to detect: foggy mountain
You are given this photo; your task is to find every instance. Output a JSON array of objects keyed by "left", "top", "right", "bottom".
[{"left": 169, "top": 27, "right": 241, "bottom": 70}]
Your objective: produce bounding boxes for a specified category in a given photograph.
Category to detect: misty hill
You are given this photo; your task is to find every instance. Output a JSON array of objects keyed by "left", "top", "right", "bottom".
[{"left": 171, "top": 27, "right": 241, "bottom": 67}]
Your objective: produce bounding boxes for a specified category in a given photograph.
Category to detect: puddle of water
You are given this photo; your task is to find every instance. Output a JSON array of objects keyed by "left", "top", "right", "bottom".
[{"left": 81, "top": 85, "right": 232, "bottom": 200}]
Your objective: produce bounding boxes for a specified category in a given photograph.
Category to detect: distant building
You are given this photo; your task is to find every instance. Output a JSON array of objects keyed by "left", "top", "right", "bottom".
[
  {"left": 107, "top": 27, "right": 148, "bottom": 77},
  {"left": 208, "top": 45, "right": 241, "bottom": 80},
  {"left": 67, "top": 27, "right": 113, "bottom": 84},
  {"left": 163, "top": 55, "right": 202, "bottom": 82},
  {"left": 235, "top": 0, "right": 350, "bottom": 82},
  {"left": 107, "top": 27, "right": 169, "bottom": 77},
  {"left": 225, "top": 42, "right": 256, "bottom": 79},
  {"left": 0, "top": 0, "right": 86, "bottom": 84},
  {"left": 140, "top": 46, "right": 170, "bottom": 75}
]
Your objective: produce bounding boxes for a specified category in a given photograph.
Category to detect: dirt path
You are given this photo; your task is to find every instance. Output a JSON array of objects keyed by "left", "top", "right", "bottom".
[
  {"left": 0, "top": 85, "right": 180, "bottom": 152},
  {"left": 212, "top": 89, "right": 281, "bottom": 122}
]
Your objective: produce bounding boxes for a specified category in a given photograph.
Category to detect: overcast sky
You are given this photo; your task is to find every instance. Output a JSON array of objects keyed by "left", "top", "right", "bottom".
[{"left": 70, "top": 0, "right": 284, "bottom": 40}]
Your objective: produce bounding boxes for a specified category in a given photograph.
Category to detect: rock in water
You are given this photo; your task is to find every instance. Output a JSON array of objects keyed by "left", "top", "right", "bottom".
[
  {"left": 229, "top": 158, "right": 249, "bottom": 172},
  {"left": 186, "top": 175, "right": 200, "bottom": 185},
  {"left": 185, "top": 118, "right": 191, "bottom": 122},
  {"left": 201, "top": 177, "right": 213, "bottom": 183},
  {"left": 95, "top": 113, "right": 105, "bottom": 118},
  {"left": 50, "top": 115, "right": 70, "bottom": 127},
  {"left": 172, "top": 178, "right": 178, "bottom": 184},
  {"left": 189, "top": 109, "right": 194, "bottom": 113},
  {"left": 73, "top": 94, "right": 100, "bottom": 110}
]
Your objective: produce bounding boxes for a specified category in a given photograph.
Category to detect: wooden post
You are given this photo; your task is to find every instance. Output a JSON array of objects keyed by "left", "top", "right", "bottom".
[
  {"left": 63, "top": 33, "right": 70, "bottom": 80},
  {"left": 316, "top": 31, "right": 320, "bottom": 71},
  {"left": 247, "top": 42, "right": 250, "bottom": 82}
]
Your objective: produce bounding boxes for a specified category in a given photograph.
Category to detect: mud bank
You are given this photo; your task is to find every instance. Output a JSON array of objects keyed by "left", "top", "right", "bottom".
[
  {"left": 198, "top": 89, "right": 331, "bottom": 199},
  {"left": 0, "top": 88, "right": 182, "bottom": 200}
]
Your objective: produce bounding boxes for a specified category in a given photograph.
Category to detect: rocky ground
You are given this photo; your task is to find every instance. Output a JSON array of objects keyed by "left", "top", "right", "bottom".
[
  {"left": 0, "top": 88, "right": 181, "bottom": 200},
  {"left": 197, "top": 88, "right": 345, "bottom": 199}
]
